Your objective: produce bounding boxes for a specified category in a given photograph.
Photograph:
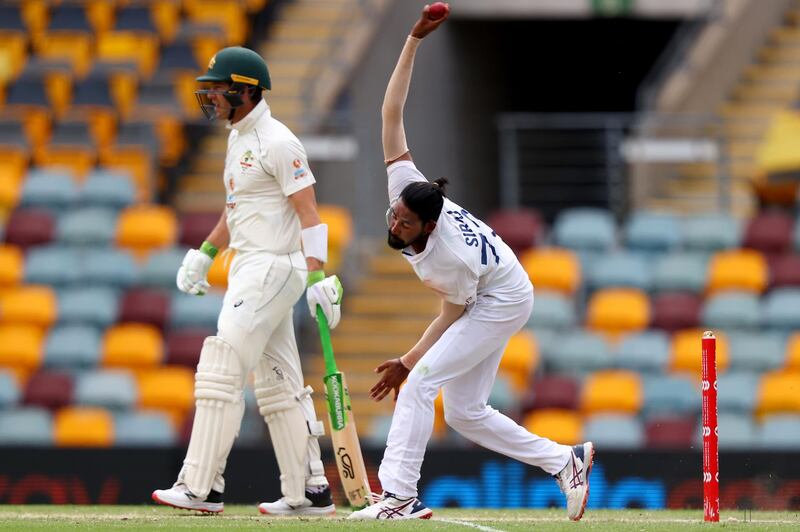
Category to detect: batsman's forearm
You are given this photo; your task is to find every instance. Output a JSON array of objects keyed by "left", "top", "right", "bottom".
[
  {"left": 382, "top": 36, "right": 421, "bottom": 162},
  {"left": 206, "top": 211, "right": 230, "bottom": 249}
]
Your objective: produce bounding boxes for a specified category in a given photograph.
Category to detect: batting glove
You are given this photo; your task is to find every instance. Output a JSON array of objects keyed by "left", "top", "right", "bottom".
[
  {"left": 176, "top": 248, "right": 213, "bottom": 295},
  {"left": 306, "top": 271, "right": 343, "bottom": 329}
]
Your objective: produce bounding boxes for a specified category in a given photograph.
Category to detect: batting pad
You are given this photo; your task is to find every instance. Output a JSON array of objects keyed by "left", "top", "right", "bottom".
[
  {"left": 180, "top": 336, "right": 243, "bottom": 499},
  {"left": 256, "top": 382, "right": 322, "bottom": 506}
]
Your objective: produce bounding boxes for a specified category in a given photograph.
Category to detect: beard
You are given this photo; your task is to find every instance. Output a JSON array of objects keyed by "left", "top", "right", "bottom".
[{"left": 387, "top": 230, "right": 408, "bottom": 250}]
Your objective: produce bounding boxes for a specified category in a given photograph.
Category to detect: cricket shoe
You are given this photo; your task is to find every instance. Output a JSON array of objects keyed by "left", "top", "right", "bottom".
[
  {"left": 555, "top": 441, "right": 595, "bottom": 521},
  {"left": 258, "top": 485, "right": 336, "bottom": 516},
  {"left": 347, "top": 492, "right": 432, "bottom": 520},
  {"left": 151, "top": 484, "right": 224, "bottom": 513}
]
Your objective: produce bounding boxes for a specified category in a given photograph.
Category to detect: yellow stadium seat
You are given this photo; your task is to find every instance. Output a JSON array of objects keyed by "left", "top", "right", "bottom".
[
  {"left": 173, "top": 72, "right": 204, "bottom": 119},
  {"left": 100, "top": 146, "right": 154, "bottom": 201},
  {"left": 154, "top": 116, "right": 186, "bottom": 166},
  {"left": 756, "top": 371, "right": 800, "bottom": 417},
  {"left": 97, "top": 32, "right": 159, "bottom": 77},
  {"left": 318, "top": 204, "right": 353, "bottom": 273},
  {"left": 185, "top": 1, "right": 248, "bottom": 44},
  {"left": 587, "top": 288, "right": 650, "bottom": 336},
  {"left": 116, "top": 205, "right": 178, "bottom": 255},
  {"left": 110, "top": 71, "right": 138, "bottom": 120},
  {"left": 33, "top": 34, "right": 92, "bottom": 77},
  {"left": 102, "top": 323, "right": 164, "bottom": 369},
  {"left": 670, "top": 328, "right": 729, "bottom": 375},
  {"left": 207, "top": 248, "right": 235, "bottom": 290},
  {"left": 499, "top": 330, "right": 539, "bottom": 392},
  {"left": 54, "top": 407, "right": 114, "bottom": 448},
  {"left": 756, "top": 110, "right": 800, "bottom": 174},
  {"left": 20, "top": 1, "right": 48, "bottom": 36},
  {"left": 580, "top": 370, "right": 642, "bottom": 415},
  {"left": 0, "top": 34, "right": 27, "bottom": 84},
  {"left": 523, "top": 408, "right": 582, "bottom": 445},
  {"left": 706, "top": 250, "right": 768, "bottom": 295},
  {"left": 34, "top": 145, "right": 96, "bottom": 179},
  {"left": 85, "top": 0, "right": 115, "bottom": 34},
  {"left": 0, "top": 245, "right": 23, "bottom": 288},
  {"left": 137, "top": 366, "right": 195, "bottom": 429},
  {"left": 433, "top": 390, "right": 446, "bottom": 438},
  {"left": 0, "top": 285, "right": 57, "bottom": 328},
  {"left": 44, "top": 71, "right": 72, "bottom": 118},
  {"left": 786, "top": 333, "right": 800, "bottom": 371},
  {"left": 0, "top": 324, "right": 44, "bottom": 373},
  {"left": 150, "top": 1, "right": 180, "bottom": 43},
  {"left": 520, "top": 248, "right": 581, "bottom": 295},
  {"left": 0, "top": 154, "right": 25, "bottom": 212},
  {"left": 4, "top": 107, "right": 51, "bottom": 153}
]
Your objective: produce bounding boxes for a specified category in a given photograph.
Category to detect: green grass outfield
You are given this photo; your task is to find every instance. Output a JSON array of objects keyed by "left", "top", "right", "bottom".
[{"left": 0, "top": 506, "right": 798, "bottom": 531}]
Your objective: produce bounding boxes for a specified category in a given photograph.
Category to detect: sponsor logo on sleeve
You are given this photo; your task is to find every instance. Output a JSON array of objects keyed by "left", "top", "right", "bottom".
[{"left": 292, "top": 158, "right": 308, "bottom": 179}]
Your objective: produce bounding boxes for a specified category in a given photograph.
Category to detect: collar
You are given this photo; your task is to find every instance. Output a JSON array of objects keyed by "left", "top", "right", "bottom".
[{"left": 227, "top": 99, "right": 270, "bottom": 133}]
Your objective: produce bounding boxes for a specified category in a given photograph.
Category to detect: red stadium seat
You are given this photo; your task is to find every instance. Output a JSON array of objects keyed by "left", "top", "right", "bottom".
[
  {"left": 487, "top": 208, "right": 545, "bottom": 257},
  {"left": 770, "top": 254, "right": 800, "bottom": 289},
  {"left": 645, "top": 416, "right": 696, "bottom": 449},
  {"left": 23, "top": 371, "right": 74, "bottom": 410},
  {"left": 4, "top": 209, "right": 55, "bottom": 249},
  {"left": 742, "top": 210, "right": 794, "bottom": 257},
  {"left": 521, "top": 375, "right": 580, "bottom": 413},
  {"left": 118, "top": 289, "right": 171, "bottom": 330},
  {"left": 650, "top": 292, "right": 701, "bottom": 333},
  {"left": 178, "top": 212, "right": 221, "bottom": 248},
  {"left": 164, "top": 328, "right": 211, "bottom": 368}
]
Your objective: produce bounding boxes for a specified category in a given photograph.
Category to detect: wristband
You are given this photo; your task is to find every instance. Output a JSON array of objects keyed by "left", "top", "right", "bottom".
[
  {"left": 301, "top": 223, "right": 328, "bottom": 263},
  {"left": 307, "top": 270, "right": 325, "bottom": 287},
  {"left": 199, "top": 240, "right": 218, "bottom": 259}
]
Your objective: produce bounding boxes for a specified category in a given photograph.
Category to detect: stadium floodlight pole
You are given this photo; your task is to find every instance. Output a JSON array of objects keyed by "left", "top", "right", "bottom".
[{"left": 702, "top": 331, "right": 719, "bottom": 522}]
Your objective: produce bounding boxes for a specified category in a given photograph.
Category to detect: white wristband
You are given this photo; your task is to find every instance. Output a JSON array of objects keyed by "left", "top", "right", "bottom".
[{"left": 301, "top": 223, "right": 328, "bottom": 263}]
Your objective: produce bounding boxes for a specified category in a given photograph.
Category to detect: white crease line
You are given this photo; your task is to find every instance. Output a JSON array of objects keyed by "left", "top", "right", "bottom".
[{"left": 437, "top": 517, "right": 506, "bottom": 532}]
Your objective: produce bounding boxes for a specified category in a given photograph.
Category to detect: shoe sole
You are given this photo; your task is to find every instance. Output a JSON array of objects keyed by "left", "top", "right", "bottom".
[
  {"left": 151, "top": 492, "right": 223, "bottom": 514},
  {"left": 258, "top": 505, "right": 336, "bottom": 517},
  {"left": 571, "top": 442, "right": 595, "bottom": 522}
]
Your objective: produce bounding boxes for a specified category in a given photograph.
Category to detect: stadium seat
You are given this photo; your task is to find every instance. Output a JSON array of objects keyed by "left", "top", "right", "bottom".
[
  {"left": 0, "top": 324, "right": 44, "bottom": 374},
  {"left": 170, "top": 292, "right": 224, "bottom": 329},
  {"left": 586, "top": 252, "right": 651, "bottom": 291},
  {"left": 57, "top": 287, "right": 118, "bottom": 328},
  {"left": 24, "top": 246, "right": 82, "bottom": 286},
  {"left": 4, "top": 209, "right": 55, "bottom": 250},
  {"left": 23, "top": 371, "right": 74, "bottom": 410},
  {"left": 522, "top": 408, "right": 582, "bottom": 446},
  {"left": 645, "top": 416, "right": 696, "bottom": 449},
  {"left": 671, "top": 328, "right": 729, "bottom": 375},
  {"left": 642, "top": 374, "right": 699, "bottom": 418},
  {"left": 526, "top": 290, "right": 576, "bottom": 330},
  {"left": 157, "top": 40, "right": 200, "bottom": 77},
  {"left": 651, "top": 252, "right": 708, "bottom": 294},
  {"left": 184, "top": 0, "right": 248, "bottom": 44},
  {"left": 102, "top": 324, "right": 164, "bottom": 369},
  {"left": 114, "top": 411, "right": 176, "bottom": 447},
  {"left": 236, "top": 409, "right": 268, "bottom": 447},
  {"left": 119, "top": 289, "right": 171, "bottom": 330},
  {"left": 96, "top": 31, "right": 160, "bottom": 77},
  {"left": 520, "top": 247, "right": 581, "bottom": 295},
  {"left": 140, "top": 247, "right": 187, "bottom": 288},
  {"left": 0, "top": 370, "right": 20, "bottom": 408},
  {"left": 614, "top": 330, "right": 670, "bottom": 373},
  {"left": 43, "top": 325, "right": 102, "bottom": 369},
  {"left": 762, "top": 288, "right": 800, "bottom": 330},
  {"left": 701, "top": 291, "right": 761, "bottom": 330},
  {"left": 19, "top": 170, "right": 79, "bottom": 212},
  {"left": 114, "top": 5, "right": 158, "bottom": 34},
  {"left": 116, "top": 205, "right": 178, "bottom": 255},
  {"left": 207, "top": 249, "right": 233, "bottom": 290},
  {"left": 758, "top": 414, "right": 800, "bottom": 449},
  {"left": 80, "top": 171, "right": 137, "bottom": 210},
  {"left": 787, "top": 333, "right": 800, "bottom": 370},
  {"left": 486, "top": 208, "right": 544, "bottom": 256},
  {"left": 523, "top": 375, "right": 580, "bottom": 411},
  {"left": 756, "top": 371, "right": 800, "bottom": 417},
  {"left": 178, "top": 212, "right": 220, "bottom": 248},
  {"left": 586, "top": 288, "right": 650, "bottom": 336},
  {"left": 706, "top": 249, "right": 768, "bottom": 294},
  {"left": 57, "top": 208, "right": 119, "bottom": 247},
  {"left": 583, "top": 414, "right": 643, "bottom": 449},
  {"left": 98, "top": 146, "right": 156, "bottom": 202},
  {"left": 318, "top": 204, "right": 354, "bottom": 273},
  {"left": 488, "top": 374, "right": 517, "bottom": 414},
  {"left": 53, "top": 406, "right": 114, "bottom": 447},
  {"left": 624, "top": 211, "right": 682, "bottom": 255},
  {"left": 0, "top": 407, "right": 53, "bottom": 446},
  {"left": 580, "top": 370, "right": 642, "bottom": 415},
  {"left": 742, "top": 210, "right": 794, "bottom": 256},
  {"left": 136, "top": 366, "right": 195, "bottom": 427},
  {"left": 0, "top": 245, "right": 23, "bottom": 288},
  {"left": 0, "top": 284, "right": 57, "bottom": 328},
  {"left": 650, "top": 292, "right": 702, "bottom": 333},
  {"left": 164, "top": 328, "right": 208, "bottom": 369},
  {"left": 718, "top": 372, "right": 759, "bottom": 413},
  {"left": 770, "top": 254, "right": 800, "bottom": 289},
  {"left": 716, "top": 412, "right": 757, "bottom": 450},
  {"left": 682, "top": 213, "right": 741, "bottom": 253},
  {"left": 499, "top": 330, "right": 539, "bottom": 392},
  {"left": 366, "top": 414, "right": 394, "bottom": 446},
  {"left": 545, "top": 330, "right": 612, "bottom": 373},
  {"left": 74, "top": 370, "right": 137, "bottom": 410},
  {"left": 726, "top": 331, "right": 785, "bottom": 372},
  {"left": 81, "top": 248, "right": 138, "bottom": 288},
  {"left": 795, "top": 216, "right": 800, "bottom": 252},
  {"left": 552, "top": 208, "right": 616, "bottom": 253}
]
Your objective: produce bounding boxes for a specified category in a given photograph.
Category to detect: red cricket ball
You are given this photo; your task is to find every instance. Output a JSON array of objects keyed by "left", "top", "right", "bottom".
[{"left": 428, "top": 2, "right": 448, "bottom": 20}]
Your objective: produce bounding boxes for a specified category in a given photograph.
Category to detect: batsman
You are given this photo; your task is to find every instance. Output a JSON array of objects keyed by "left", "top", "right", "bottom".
[{"left": 151, "top": 46, "right": 343, "bottom": 516}]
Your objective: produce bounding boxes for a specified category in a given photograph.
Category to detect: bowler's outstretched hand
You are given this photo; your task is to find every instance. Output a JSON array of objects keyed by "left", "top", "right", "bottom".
[
  {"left": 411, "top": 3, "right": 450, "bottom": 39},
  {"left": 370, "top": 358, "right": 410, "bottom": 402}
]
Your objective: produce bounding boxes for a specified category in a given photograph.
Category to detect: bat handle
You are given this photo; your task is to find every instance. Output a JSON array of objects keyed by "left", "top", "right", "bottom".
[{"left": 316, "top": 305, "right": 338, "bottom": 375}]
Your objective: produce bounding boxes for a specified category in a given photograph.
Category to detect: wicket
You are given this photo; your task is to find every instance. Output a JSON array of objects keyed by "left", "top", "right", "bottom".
[{"left": 702, "top": 331, "right": 719, "bottom": 522}]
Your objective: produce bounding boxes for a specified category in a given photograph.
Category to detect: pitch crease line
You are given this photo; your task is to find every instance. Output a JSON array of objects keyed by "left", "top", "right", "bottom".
[{"left": 437, "top": 517, "right": 505, "bottom": 532}]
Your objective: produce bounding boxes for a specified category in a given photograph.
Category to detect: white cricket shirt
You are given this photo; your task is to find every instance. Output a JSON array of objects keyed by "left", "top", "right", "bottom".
[
  {"left": 223, "top": 100, "right": 316, "bottom": 253},
  {"left": 387, "top": 161, "right": 532, "bottom": 316}
]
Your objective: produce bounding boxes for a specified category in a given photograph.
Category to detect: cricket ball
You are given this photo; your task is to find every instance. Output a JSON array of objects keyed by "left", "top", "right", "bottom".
[{"left": 428, "top": 2, "right": 447, "bottom": 20}]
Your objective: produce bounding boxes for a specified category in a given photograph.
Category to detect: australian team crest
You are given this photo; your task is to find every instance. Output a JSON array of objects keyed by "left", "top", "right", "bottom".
[{"left": 240, "top": 150, "right": 255, "bottom": 170}]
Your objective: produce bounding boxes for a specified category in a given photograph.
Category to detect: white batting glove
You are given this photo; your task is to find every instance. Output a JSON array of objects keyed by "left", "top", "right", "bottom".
[
  {"left": 176, "top": 248, "right": 213, "bottom": 295},
  {"left": 306, "top": 271, "right": 343, "bottom": 329}
]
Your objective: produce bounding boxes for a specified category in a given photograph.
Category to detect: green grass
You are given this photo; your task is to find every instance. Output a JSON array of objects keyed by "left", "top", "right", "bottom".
[{"left": 0, "top": 506, "right": 798, "bottom": 531}]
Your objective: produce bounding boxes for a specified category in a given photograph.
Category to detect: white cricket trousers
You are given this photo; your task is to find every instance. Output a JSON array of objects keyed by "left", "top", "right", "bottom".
[{"left": 378, "top": 291, "right": 572, "bottom": 497}]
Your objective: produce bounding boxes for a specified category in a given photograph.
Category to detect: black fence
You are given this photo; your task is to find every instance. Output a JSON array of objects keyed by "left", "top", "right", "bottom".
[{"left": 1, "top": 447, "right": 799, "bottom": 510}]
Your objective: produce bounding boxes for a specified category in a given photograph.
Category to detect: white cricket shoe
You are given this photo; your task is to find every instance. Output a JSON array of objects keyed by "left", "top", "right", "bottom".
[
  {"left": 151, "top": 484, "right": 224, "bottom": 513},
  {"left": 347, "top": 492, "right": 432, "bottom": 520},
  {"left": 258, "top": 485, "right": 336, "bottom": 516},
  {"left": 555, "top": 441, "right": 595, "bottom": 521}
]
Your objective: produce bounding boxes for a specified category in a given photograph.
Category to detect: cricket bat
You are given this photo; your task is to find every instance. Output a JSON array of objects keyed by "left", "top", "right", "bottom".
[{"left": 316, "top": 307, "right": 373, "bottom": 509}]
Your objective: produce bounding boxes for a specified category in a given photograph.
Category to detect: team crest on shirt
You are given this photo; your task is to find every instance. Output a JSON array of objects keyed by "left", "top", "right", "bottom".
[
  {"left": 240, "top": 150, "right": 255, "bottom": 170},
  {"left": 292, "top": 159, "right": 308, "bottom": 180}
]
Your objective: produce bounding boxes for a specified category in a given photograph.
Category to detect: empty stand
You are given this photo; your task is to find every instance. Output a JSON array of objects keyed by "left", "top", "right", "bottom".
[
  {"left": 645, "top": 416, "right": 697, "bottom": 449},
  {"left": 580, "top": 370, "right": 642, "bottom": 415},
  {"left": 552, "top": 207, "right": 616, "bottom": 253},
  {"left": 523, "top": 375, "right": 580, "bottom": 412},
  {"left": 486, "top": 208, "right": 544, "bottom": 256},
  {"left": 0, "top": 284, "right": 57, "bottom": 328},
  {"left": 526, "top": 290, "right": 576, "bottom": 330},
  {"left": 165, "top": 328, "right": 210, "bottom": 368},
  {"left": 499, "top": 330, "right": 538, "bottom": 392},
  {"left": 170, "top": 292, "right": 224, "bottom": 329},
  {"left": 682, "top": 214, "right": 741, "bottom": 252},
  {"left": 53, "top": 406, "right": 114, "bottom": 447},
  {"left": 0, "top": 407, "right": 53, "bottom": 446},
  {"left": 624, "top": 211, "right": 682, "bottom": 255},
  {"left": 523, "top": 408, "right": 582, "bottom": 446},
  {"left": 650, "top": 292, "right": 702, "bottom": 332},
  {"left": 743, "top": 210, "right": 794, "bottom": 256},
  {"left": 520, "top": 247, "right": 581, "bottom": 295},
  {"left": 57, "top": 287, "right": 118, "bottom": 328},
  {"left": 586, "top": 288, "right": 650, "bottom": 336},
  {"left": 671, "top": 328, "right": 729, "bottom": 374},
  {"left": 178, "top": 211, "right": 220, "bottom": 248},
  {"left": 57, "top": 207, "right": 118, "bottom": 247},
  {"left": 762, "top": 288, "right": 800, "bottom": 330},
  {"left": 74, "top": 370, "right": 137, "bottom": 411},
  {"left": 102, "top": 323, "right": 163, "bottom": 369},
  {"left": 119, "top": 289, "right": 171, "bottom": 330},
  {"left": 586, "top": 252, "right": 651, "bottom": 291},
  {"left": 706, "top": 249, "right": 769, "bottom": 294},
  {"left": 23, "top": 371, "right": 73, "bottom": 410},
  {"left": 642, "top": 374, "right": 699, "bottom": 418},
  {"left": 43, "top": 325, "right": 102, "bottom": 369},
  {"left": 701, "top": 291, "right": 761, "bottom": 330},
  {"left": 545, "top": 330, "right": 611, "bottom": 373},
  {"left": 770, "top": 254, "right": 800, "bottom": 288},
  {"left": 651, "top": 252, "right": 708, "bottom": 293},
  {"left": 614, "top": 330, "right": 670, "bottom": 373},
  {"left": 726, "top": 331, "right": 786, "bottom": 372},
  {"left": 583, "top": 414, "right": 644, "bottom": 449},
  {"left": 4, "top": 209, "right": 55, "bottom": 249},
  {"left": 114, "top": 411, "right": 176, "bottom": 447}
]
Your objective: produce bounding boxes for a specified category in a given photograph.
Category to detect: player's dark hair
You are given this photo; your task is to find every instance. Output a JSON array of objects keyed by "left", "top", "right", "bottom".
[{"left": 401, "top": 178, "right": 448, "bottom": 223}]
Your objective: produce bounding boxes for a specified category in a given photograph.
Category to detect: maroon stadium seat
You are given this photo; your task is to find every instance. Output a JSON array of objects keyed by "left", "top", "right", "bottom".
[
  {"left": 486, "top": 208, "right": 545, "bottom": 257},
  {"left": 4, "top": 209, "right": 55, "bottom": 249},
  {"left": 645, "top": 416, "right": 696, "bottom": 449},
  {"left": 165, "top": 328, "right": 211, "bottom": 368},
  {"left": 178, "top": 212, "right": 221, "bottom": 248},
  {"left": 650, "top": 292, "right": 701, "bottom": 333},
  {"left": 770, "top": 254, "right": 800, "bottom": 289},
  {"left": 23, "top": 371, "right": 74, "bottom": 410},
  {"left": 520, "top": 375, "right": 579, "bottom": 413},
  {"left": 119, "top": 289, "right": 170, "bottom": 330},
  {"left": 742, "top": 211, "right": 793, "bottom": 257}
]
